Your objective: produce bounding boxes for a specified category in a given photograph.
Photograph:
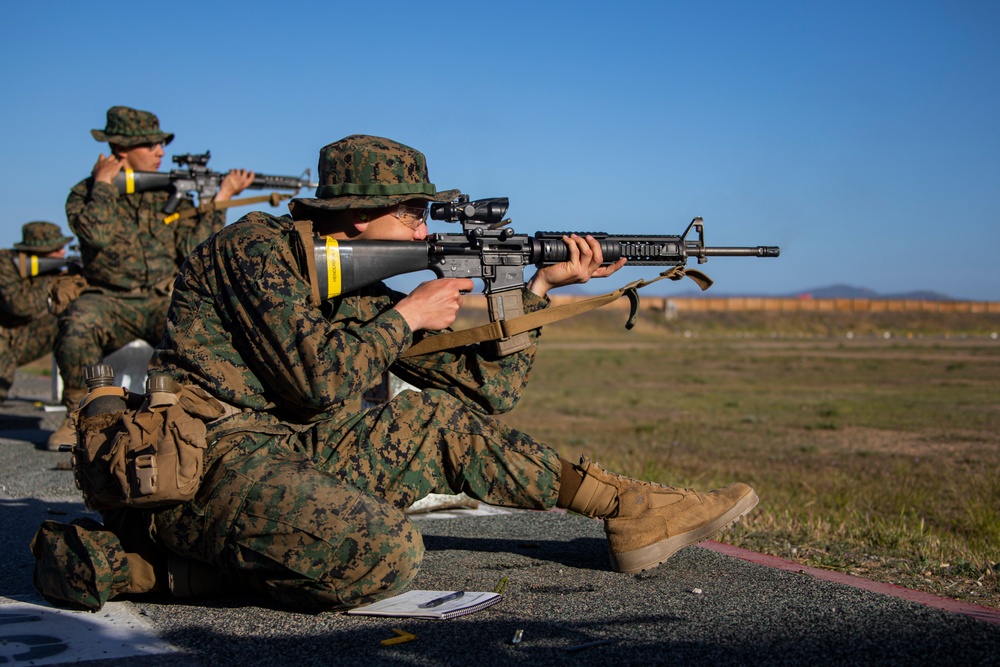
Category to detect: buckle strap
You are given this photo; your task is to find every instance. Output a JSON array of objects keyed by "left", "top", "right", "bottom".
[{"left": 401, "top": 266, "right": 713, "bottom": 358}]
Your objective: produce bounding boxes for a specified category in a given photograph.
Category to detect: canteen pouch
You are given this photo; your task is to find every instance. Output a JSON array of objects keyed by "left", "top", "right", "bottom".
[
  {"left": 73, "top": 383, "right": 225, "bottom": 510},
  {"left": 73, "top": 386, "right": 131, "bottom": 510}
]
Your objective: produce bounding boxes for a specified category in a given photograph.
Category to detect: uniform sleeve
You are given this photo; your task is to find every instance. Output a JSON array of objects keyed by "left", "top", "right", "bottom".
[
  {"left": 174, "top": 206, "right": 226, "bottom": 262},
  {"left": 211, "top": 218, "right": 415, "bottom": 417},
  {"left": 65, "top": 180, "right": 123, "bottom": 250},
  {"left": 0, "top": 260, "right": 55, "bottom": 319},
  {"left": 386, "top": 288, "right": 548, "bottom": 415}
]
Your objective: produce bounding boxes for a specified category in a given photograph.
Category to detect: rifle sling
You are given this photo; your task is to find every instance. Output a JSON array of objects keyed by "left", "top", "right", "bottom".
[
  {"left": 401, "top": 266, "right": 713, "bottom": 358},
  {"left": 292, "top": 220, "right": 321, "bottom": 308},
  {"left": 162, "top": 193, "right": 294, "bottom": 224}
]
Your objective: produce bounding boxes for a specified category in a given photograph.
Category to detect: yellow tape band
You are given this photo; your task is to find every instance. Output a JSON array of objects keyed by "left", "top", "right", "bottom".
[
  {"left": 325, "top": 237, "right": 341, "bottom": 299},
  {"left": 125, "top": 169, "right": 135, "bottom": 194},
  {"left": 30, "top": 255, "right": 39, "bottom": 277},
  {"left": 163, "top": 213, "right": 179, "bottom": 225}
]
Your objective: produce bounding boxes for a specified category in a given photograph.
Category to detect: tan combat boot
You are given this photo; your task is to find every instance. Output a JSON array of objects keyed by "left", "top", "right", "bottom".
[
  {"left": 43, "top": 387, "right": 87, "bottom": 452},
  {"left": 565, "top": 457, "right": 758, "bottom": 573},
  {"left": 167, "top": 553, "right": 236, "bottom": 599}
]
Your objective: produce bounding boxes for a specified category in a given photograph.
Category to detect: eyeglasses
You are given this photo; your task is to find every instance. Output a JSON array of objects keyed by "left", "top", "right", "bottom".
[{"left": 393, "top": 204, "right": 429, "bottom": 229}]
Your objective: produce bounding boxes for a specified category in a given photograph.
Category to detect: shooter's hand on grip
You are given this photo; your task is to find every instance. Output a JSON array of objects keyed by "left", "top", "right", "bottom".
[{"left": 394, "top": 278, "right": 475, "bottom": 332}]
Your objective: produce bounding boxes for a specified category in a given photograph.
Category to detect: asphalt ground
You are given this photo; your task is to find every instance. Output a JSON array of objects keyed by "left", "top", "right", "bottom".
[{"left": 2, "top": 370, "right": 999, "bottom": 667}]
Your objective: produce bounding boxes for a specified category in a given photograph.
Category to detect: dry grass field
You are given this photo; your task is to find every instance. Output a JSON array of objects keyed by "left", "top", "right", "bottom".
[{"left": 472, "top": 303, "right": 1000, "bottom": 610}]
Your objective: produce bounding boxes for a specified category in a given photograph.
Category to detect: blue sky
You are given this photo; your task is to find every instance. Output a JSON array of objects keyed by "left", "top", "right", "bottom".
[{"left": 3, "top": 1, "right": 998, "bottom": 299}]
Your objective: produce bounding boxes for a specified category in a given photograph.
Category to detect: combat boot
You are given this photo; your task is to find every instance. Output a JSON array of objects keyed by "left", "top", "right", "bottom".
[
  {"left": 565, "top": 457, "right": 758, "bottom": 573},
  {"left": 43, "top": 387, "right": 87, "bottom": 452},
  {"left": 167, "top": 553, "right": 237, "bottom": 599}
]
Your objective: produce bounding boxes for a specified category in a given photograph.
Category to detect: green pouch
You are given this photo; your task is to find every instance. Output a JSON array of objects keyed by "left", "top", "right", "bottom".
[{"left": 29, "top": 517, "right": 132, "bottom": 611}]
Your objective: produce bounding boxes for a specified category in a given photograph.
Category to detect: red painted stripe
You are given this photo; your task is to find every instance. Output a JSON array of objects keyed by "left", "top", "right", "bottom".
[{"left": 699, "top": 541, "right": 1000, "bottom": 626}]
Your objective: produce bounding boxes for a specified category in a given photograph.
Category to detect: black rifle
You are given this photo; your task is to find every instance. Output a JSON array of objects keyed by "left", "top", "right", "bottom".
[
  {"left": 13, "top": 251, "right": 83, "bottom": 278},
  {"left": 312, "top": 195, "right": 780, "bottom": 355},
  {"left": 112, "top": 151, "right": 317, "bottom": 215}
]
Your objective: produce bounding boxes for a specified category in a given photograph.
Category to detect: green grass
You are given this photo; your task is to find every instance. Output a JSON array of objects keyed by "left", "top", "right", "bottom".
[{"left": 488, "top": 306, "right": 1000, "bottom": 608}]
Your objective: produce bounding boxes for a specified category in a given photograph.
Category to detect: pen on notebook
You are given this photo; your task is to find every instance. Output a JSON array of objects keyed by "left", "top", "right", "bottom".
[{"left": 418, "top": 591, "right": 465, "bottom": 608}]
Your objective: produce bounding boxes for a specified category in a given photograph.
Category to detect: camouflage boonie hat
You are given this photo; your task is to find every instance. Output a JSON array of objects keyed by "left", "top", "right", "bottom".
[
  {"left": 30, "top": 518, "right": 131, "bottom": 612},
  {"left": 13, "top": 221, "right": 73, "bottom": 254},
  {"left": 91, "top": 105, "right": 174, "bottom": 148},
  {"left": 288, "top": 134, "right": 459, "bottom": 215}
]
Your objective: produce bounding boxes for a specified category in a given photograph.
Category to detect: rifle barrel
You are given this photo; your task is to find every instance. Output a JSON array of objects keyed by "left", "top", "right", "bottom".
[{"left": 698, "top": 246, "right": 781, "bottom": 258}]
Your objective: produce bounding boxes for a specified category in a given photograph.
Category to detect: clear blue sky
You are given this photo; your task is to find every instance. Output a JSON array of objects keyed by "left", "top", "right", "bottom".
[{"left": 3, "top": 1, "right": 998, "bottom": 299}]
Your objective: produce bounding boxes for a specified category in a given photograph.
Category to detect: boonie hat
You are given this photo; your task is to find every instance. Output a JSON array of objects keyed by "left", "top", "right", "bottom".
[
  {"left": 289, "top": 134, "right": 459, "bottom": 215},
  {"left": 91, "top": 106, "right": 174, "bottom": 148},
  {"left": 13, "top": 221, "right": 73, "bottom": 254}
]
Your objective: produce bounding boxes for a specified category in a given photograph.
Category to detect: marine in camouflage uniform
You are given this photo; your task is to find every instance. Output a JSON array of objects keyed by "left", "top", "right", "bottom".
[
  {"left": 0, "top": 222, "right": 75, "bottom": 403},
  {"left": 141, "top": 135, "right": 759, "bottom": 611},
  {"left": 48, "top": 106, "right": 253, "bottom": 450}
]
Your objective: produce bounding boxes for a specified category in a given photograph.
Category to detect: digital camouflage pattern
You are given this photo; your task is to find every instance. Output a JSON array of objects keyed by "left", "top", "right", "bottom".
[
  {"left": 30, "top": 517, "right": 131, "bottom": 611},
  {"left": 148, "top": 211, "right": 563, "bottom": 610},
  {"left": 66, "top": 182, "right": 221, "bottom": 291},
  {"left": 90, "top": 106, "right": 174, "bottom": 148},
  {"left": 0, "top": 247, "right": 64, "bottom": 402},
  {"left": 288, "top": 134, "right": 460, "bottom": 215},
  {"left": 55, "top": 183, "right": 225, "bottom": 398}
]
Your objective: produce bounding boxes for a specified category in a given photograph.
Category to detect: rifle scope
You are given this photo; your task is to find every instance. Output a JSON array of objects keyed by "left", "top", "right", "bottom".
[{"left": 430, "top": 196, "right": 509, "bottom": 225}]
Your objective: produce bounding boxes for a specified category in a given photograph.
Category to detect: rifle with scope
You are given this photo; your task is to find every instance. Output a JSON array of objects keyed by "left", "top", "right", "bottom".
[
  {"left": 313, "top": 195, "right": 780, "bottom": 355},
  {"left": 112, "top": 151, "right": 317, "bottom": 216},
  {"left": 12, "top": 250, "right": 83, "bottom": 278}
]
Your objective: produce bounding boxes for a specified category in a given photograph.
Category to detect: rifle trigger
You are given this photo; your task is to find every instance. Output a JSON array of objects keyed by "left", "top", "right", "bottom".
[{"left": 624, "top": 287, "right": 640, "bottom": 330}]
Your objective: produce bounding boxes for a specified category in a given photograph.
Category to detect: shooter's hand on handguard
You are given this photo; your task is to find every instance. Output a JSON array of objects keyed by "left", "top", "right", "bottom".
[{"left": 527, "top": 234, "right": 627, "bottom": 297}]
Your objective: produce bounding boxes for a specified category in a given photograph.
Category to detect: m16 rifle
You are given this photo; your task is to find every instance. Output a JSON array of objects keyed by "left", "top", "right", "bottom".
[
  {"left": 13, "top": 248, "right": 83, "bottom": 278},
  {"left": 313, "top": 195, "right": 780, "bottom": 355},
  {"left": 112, "top": 151, "right": 317, "bottom": 219}
]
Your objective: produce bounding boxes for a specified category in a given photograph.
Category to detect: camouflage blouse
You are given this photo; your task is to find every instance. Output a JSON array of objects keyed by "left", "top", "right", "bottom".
[
  {"left": 0, "top": 248, "right": 60, "bottom": 328},
  {"left": 151, "top": 211, "right": 547, "bottom": 427},
  {"left": 66, "top": 179, "right": 225, "bottom": 290}
]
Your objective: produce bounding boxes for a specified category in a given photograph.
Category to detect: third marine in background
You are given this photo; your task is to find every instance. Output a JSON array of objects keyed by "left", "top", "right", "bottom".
[{"left": 0, "top": 222, "right": 76, "bottom": 404}]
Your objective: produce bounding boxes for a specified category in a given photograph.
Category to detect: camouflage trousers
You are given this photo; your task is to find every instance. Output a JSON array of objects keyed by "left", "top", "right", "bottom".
[
  {"left": 54, "top": 289, "right": 170, "bottom": 404},
  {"left": 0, "top": 313, "right": 59, "bottom": 402},
  {"left": 154, "top": 387, "right": 563, "bottom": 611}
]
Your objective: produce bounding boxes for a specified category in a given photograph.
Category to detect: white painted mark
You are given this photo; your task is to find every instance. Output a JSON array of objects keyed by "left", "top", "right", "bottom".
[{"left": 0, "top": 600, "right": 177, "bottom": 665}]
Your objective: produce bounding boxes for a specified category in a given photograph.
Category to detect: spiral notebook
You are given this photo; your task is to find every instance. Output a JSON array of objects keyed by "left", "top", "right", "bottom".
[{"left": 346, "top": 590, "right": 503, "bottom": 620}]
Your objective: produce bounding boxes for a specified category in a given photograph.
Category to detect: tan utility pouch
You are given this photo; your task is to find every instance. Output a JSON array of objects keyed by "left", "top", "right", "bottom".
[{"left": 73, "top": 382, "right": 225, "bottom": 510}]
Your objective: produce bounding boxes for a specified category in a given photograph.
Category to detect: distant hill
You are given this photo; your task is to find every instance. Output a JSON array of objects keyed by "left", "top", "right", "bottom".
[{"left": 782, "top": 284, "right": 956, "bottom": 301}]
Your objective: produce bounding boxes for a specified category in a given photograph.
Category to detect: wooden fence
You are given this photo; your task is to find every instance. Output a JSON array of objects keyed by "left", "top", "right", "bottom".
[{"left": 544, "top": 295, "right": 1000, "bottom": 314}]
